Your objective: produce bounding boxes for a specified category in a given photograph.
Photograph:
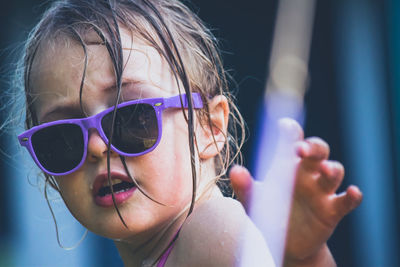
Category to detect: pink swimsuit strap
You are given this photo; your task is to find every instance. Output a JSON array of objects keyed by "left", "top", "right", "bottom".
[{"left": 156, "top": 230, "right": 180, "bottom": 267}]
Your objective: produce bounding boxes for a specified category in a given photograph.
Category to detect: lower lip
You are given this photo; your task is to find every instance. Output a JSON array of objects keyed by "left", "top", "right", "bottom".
[{"left": 94, "top": 187, "right": 136, "bottom": 207}]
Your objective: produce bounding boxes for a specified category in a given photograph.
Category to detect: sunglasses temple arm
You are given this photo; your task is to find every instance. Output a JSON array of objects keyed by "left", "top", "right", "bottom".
[{"left": 164, "top": 93, "right": 203, "bottom": 109}]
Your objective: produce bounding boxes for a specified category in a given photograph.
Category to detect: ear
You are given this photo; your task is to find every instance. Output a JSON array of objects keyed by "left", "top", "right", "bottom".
[{"left": 198, "top": 95, "right": 229, "bottom": 160}]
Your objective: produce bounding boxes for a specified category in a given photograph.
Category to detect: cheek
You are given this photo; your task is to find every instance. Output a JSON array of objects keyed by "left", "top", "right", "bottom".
[
  {"left": 56, "top": 170, "right": 87, "bottom": 193},
  {"left": 162, "top": 114, "right": 192, "bottom": 171},
  {"left": 136, "top": 115, "right": 194, "bottom": 202},
  {"left": 54, "top": 172, "right": 91, "bottom": 215},
  {"left": 132, "top": 150, "right": 192, "bottom": 206},
  {"left": 55, "top": 174, "right": 76, "bottom": 196}
]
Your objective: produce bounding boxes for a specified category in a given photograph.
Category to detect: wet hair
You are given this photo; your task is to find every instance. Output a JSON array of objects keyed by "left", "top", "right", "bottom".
[{"left": 21, "top": 0, "right": 245, "bottom": 247}]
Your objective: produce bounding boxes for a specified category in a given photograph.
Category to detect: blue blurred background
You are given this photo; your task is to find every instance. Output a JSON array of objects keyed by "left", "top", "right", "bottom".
[{"left": 1, "top": 0, "right": 399, "bottom": 266}]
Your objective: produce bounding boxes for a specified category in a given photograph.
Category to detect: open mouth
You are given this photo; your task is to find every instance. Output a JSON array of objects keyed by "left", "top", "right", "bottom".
[
  {"left": 98, "top": 179, "right": 135, "bottom": 197},
  {"left": 93, "top": 172, "right": 137, "bottom": 207}
]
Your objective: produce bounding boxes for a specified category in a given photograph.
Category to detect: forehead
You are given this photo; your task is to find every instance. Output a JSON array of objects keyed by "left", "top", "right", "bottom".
[{"left": 30, "top": 27, "right": 178, "bottom": 122}]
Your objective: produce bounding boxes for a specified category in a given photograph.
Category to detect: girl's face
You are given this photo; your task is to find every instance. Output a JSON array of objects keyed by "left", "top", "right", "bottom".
[{"left": 30, "top": 29, "right": 201, "bottom": 240}]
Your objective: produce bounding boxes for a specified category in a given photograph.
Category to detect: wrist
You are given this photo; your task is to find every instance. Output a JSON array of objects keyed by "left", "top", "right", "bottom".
[{"left": 283, "top": 244, "right": 336, "bottom": 267}]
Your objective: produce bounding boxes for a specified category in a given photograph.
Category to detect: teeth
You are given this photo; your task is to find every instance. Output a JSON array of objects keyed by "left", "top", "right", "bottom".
[{"left": 102, "top": 178, "right": 123, "bottom": 187}]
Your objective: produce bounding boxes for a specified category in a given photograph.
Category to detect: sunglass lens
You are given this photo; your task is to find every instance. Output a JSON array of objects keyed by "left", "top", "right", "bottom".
[
  {"left": 101, "top": 103, "right": 158, "bottom": 154},
  {"left": 31, "top": 124, "right": 84, "bottom": 174}
]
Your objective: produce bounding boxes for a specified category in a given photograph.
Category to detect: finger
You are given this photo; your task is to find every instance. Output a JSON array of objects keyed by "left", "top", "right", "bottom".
[
  {"left": 266, "top": 119, "right": 304, "bottom": 179},
  {"left": 296, "top": 138, "right": 330, "bottom": 172},
  {"left": 278, "top": 118, "right": 304, "bottom": 142},
  {"left": 332, "top": 185, "right": 363, "bottom": 219},
  {"left": 274, "top": 118, "right": 304, "bottom": 156},
  {"left": 317, "top": 161, "right": 345, "bottom": 193},
  {"left": 300, "top": 137, "right": 330, "bottom": 160},
  {"left": 229, "top": 165, "right": 254, "bottom": 212}
]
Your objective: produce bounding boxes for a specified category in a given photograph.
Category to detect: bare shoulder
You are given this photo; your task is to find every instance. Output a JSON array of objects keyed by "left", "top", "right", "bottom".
[
  {"left": 183, "top": 196, "right": 247, "bottom": 228},
  {"left": 167, "top": 197, "right": 275, "bottom": 266}
]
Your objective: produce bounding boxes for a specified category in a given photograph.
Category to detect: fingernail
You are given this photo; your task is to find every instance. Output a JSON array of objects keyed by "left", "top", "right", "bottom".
[
  {"left": 297, "top": 141, "right": 309, "bottom": 156},
  {"left": 333, "top": 162, "right": 344, "bottom": 175}
]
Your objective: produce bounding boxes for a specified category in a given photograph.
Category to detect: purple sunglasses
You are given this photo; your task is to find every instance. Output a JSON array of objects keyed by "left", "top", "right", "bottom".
[{"left": 18, "top": 93, "right": 203, "bottom": 176}]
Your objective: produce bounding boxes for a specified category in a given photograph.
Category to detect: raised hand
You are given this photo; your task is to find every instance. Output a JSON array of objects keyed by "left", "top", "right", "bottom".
[{"left": 229, "top": 118, "right": 363, "bottom": 267}]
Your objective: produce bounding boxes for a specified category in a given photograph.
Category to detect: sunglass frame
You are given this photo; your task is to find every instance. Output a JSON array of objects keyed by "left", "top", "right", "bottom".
[{"left": 18, "top": 93, "right": 203, "bottom": 176}]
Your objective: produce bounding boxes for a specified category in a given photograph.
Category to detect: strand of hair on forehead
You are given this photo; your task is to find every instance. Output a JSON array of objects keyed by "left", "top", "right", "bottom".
[
  {"left": 141, "top": 0, "right": 197, "bottom": 217},
  {"left": 101, "top": 0, "right": 130, "bottom": 229}
]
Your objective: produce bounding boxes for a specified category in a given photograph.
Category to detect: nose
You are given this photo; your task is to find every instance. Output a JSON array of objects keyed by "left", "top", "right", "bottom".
[{"left": 87, "top": 129, "right": 117, "bottom": 162}]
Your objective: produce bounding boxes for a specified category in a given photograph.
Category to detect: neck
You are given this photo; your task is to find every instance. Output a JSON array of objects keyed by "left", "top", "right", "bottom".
[
  {"left": 114, "top": 212, "right": 186, "bottom": 267},
  {"left": 114, "top": 173, "right": 223, "bottom": 266}
]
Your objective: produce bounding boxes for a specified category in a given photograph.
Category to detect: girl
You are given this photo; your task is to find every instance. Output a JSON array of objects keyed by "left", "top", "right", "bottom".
[{"left": 15, "top": 0, "right": 362, "bottom": 266}]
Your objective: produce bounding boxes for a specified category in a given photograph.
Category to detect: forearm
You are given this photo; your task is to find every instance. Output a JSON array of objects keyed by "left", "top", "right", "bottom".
[{"left": 283, "top": 244, "right": 336, "bottom": 267}]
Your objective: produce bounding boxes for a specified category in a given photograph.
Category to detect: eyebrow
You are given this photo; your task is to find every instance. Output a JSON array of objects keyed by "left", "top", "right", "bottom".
[
  {"left": 39, "top": 81, "right": 159, "bottom": 123},
  {"left": 40, "top": 103, "right": 84, "bottom": 123},
  {"left": 102, "top": 80, "right": 150, "bottom": 95}
]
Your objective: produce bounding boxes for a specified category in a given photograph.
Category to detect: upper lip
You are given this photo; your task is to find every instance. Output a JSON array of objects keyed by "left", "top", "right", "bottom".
[{"left": 92, "top": 171, "right": 133, "bottom": 197}]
